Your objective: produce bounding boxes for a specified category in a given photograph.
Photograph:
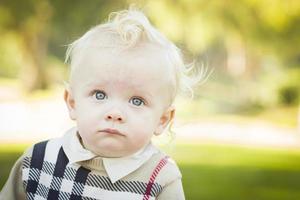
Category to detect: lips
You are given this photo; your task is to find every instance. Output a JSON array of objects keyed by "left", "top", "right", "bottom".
[{"left": 98, "top": 128, "right": 124, "bottom": 136}]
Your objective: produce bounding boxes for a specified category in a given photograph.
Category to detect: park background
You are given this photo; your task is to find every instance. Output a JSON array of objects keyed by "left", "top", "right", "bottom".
[{"left": 0, "top": 0, "right": 300, "bottom": 199}]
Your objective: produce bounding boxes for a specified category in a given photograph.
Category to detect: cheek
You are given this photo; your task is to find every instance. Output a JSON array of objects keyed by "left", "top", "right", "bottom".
[
  {"left": 129, "top": 127, "right": 153, "bottom": 147},
  {"left": 129, "top": 111, "right": 161, "bottom": 135},
  {"left": 74, "top": 103, "right": 99, "bottom": 131}
]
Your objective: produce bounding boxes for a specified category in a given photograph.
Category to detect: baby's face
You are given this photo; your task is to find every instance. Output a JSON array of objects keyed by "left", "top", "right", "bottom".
[{"left": 65, "top": 45, "right": 175, "bottom": 157}]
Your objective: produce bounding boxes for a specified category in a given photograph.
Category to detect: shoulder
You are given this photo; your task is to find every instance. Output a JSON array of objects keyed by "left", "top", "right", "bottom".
[
  {"left": 146, "top": 149, "right": 182, "bottom": 185},
  {"left": 128, "top": 147, "right": 182, "bottom": 185},
  {"left": 23, "top": 128, "right": 77, "bottom": 159},
  {"left": 22, "top": 136, "right": 65, "bottom": 166}
]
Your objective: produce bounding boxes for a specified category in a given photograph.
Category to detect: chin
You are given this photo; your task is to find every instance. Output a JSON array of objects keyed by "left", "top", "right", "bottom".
[
  {"left": 93, "top": 142, "right": 125, "bottom": 156},
  {"left": 97, "top": 149, "right": 129, "bottom": 158}
]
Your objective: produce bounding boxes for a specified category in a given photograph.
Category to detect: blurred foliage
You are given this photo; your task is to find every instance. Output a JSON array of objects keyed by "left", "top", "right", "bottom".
[
  {"left": 0, "top": 0, "right": 299, "bottom": 113},
  {"left": 147, "top": 0, "right": 300, "bottom": 63},
  {"left": 0, "top": 0, "right": 128, "bottom": 91},
  {"left": 0, "top": 32, "right": 22, "bottom": 77},
  {"left": 279, "top": 86, "right": 299, "bottom": 106},
  {"left": 276, "top": 68, "right": 300, "bottom": 106},
  {"left": 146, "top": 0, "right": 300, "bottom": 113}
]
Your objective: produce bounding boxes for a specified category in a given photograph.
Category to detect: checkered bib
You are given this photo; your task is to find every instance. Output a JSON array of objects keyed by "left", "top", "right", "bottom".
[{"left": 22, "top": 139, "right": 168, "bottom": 200}]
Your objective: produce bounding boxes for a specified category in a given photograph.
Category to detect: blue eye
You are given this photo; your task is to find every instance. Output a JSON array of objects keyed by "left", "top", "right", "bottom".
[
  {"left": 129, "top": 97, "right": 145, "bottom": 106},
  {"left": 94, "top": 91, "right": 106, "bottom": 100}
]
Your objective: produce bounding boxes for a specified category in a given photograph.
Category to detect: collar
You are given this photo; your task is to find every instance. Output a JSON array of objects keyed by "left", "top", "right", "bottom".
[{"left": 62, "top": 127, "right": 158, "bottom": 183}]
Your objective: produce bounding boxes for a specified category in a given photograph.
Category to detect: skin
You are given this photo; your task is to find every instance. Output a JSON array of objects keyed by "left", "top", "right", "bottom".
[{"left": 64, "top": 44, "right": 176, "bottom": 158}]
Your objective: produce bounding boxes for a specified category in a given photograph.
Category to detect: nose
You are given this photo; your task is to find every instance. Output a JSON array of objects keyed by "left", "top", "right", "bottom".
[{"left": 105, "top": 108, "right": 125, "bottom": 123}]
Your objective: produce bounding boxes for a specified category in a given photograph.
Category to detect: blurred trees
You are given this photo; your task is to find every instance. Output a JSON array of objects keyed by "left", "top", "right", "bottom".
[
  {"left": 0, "top": 0, "right": 52, "bottom": 91},
  {"left": 0, "top": 0, "right": 126, "bottom": 91},
  {"left": 146, "top": 0, "right": 300, "bottom": 109},
  {"left": 147, "top": 0, "right": 300, "bottom": 66}
]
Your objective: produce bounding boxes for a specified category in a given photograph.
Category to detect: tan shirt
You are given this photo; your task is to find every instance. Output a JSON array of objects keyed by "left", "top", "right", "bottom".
[{"left": 0, "top": 128, "right": 185, "bottom": 199}]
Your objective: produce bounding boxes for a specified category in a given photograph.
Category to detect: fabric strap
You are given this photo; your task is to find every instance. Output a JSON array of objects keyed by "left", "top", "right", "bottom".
[{"left": 143, "top": 156, "right": 169, "bottom": 200}]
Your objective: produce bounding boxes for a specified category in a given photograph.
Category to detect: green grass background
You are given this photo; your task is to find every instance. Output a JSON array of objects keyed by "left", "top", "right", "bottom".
[{"left": 1, "top": 143, "right": 300, "bottom": 200}]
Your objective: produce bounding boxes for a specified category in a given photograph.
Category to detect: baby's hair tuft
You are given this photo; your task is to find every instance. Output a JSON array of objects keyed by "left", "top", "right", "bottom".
[{"left": 65, "top": 7, "right": 211, "bottom": 100}]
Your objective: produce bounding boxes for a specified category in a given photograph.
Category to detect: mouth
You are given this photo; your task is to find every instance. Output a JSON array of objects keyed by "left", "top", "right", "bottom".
[{"left": 98, "top": 128, "right": 125, "bottom": 136}]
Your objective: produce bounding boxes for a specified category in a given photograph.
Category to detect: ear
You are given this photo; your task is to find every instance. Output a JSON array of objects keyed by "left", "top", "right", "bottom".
[
  {"left": 64, "top": 84, "right": 76, "bottom": 120},
  {"left": 154, "top": 105, "right": 175, "bottom": 136}
]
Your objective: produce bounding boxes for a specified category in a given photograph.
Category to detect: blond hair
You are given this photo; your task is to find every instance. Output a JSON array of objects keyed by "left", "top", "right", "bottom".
[{"left": 65, "top": 7, "right": 209, "bottom": 101}]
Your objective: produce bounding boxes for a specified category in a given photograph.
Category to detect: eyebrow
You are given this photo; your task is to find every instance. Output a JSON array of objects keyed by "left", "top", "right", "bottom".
[
  {"left": 134, "top": 91, "right": 153, "bottom": 100},
  {"left": 84, "top": 82, "right": 154, "bottom": 99},
  {"left": 84, "top": 81, "right": 106, "bottom": 89}
]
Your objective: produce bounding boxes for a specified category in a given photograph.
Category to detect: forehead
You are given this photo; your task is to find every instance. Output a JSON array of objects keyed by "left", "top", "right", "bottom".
[{"left": 71, "top": 44, "right": 175, "bottom": 89}]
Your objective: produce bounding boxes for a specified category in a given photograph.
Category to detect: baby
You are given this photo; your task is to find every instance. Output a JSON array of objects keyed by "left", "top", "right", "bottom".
[{"left": 1, "top": 8, "right": 200, "bottom": 200}]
